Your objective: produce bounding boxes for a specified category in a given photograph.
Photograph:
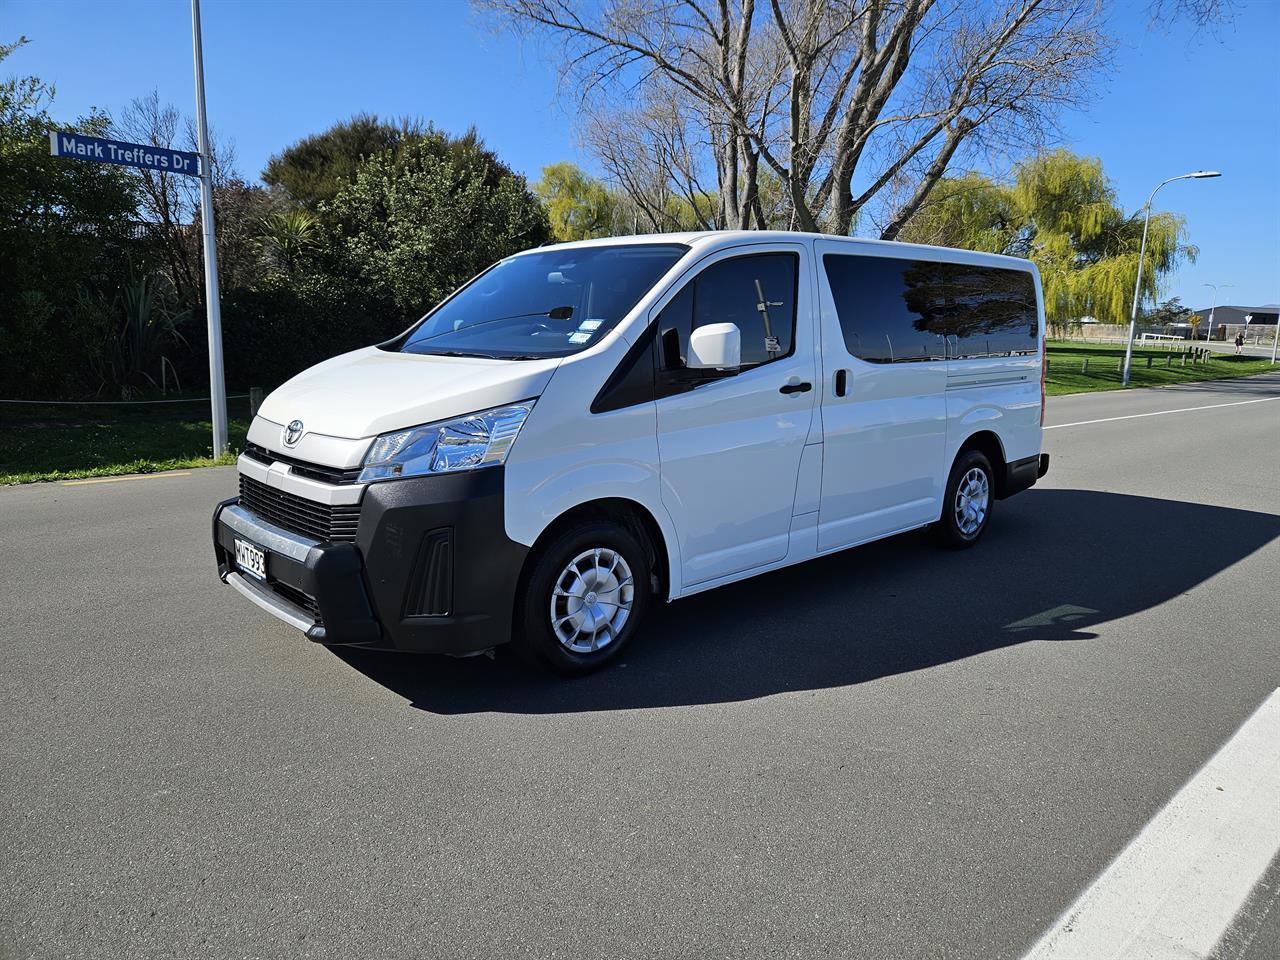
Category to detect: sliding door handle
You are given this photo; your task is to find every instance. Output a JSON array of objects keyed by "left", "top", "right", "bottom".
[
  {"left": 834, "top": 369, "right": 848, "bottom": 397},
  {"left": 779, "top": 380, "right": 812, "bottom": 395}
]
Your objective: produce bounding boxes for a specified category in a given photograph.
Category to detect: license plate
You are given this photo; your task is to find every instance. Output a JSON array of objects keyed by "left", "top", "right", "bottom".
[{"left": 234, "top": 538, "right": 266, "bottom": 580}]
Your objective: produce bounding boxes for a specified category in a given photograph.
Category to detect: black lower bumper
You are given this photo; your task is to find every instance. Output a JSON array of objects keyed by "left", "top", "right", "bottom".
[
  {"left": 1000, "top": 453, "right": 1050, "bottom": 500},
  {"left": 213, "top": 468, "right": 528, "bottom": 656}
]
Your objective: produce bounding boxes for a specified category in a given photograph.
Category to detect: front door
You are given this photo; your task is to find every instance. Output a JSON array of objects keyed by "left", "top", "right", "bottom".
[
  {"left": 814, "top": 245, "right": 949, "bottom": 551},
  {"left": 654, "top": 244, "right": 818, "bottom": 587}
]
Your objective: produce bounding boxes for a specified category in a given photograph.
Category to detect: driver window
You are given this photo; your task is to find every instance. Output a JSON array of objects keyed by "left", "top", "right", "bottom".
[{"left": 656, "top": 252, "right": 799, "bottom": 372}]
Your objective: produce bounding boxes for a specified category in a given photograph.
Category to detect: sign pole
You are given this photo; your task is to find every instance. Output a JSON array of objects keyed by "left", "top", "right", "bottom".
[{"left": 191, "top": 0, "right": 228, "bottom": 456}]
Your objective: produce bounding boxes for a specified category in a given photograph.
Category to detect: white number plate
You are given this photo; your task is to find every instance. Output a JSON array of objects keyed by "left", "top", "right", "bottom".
[{"left": 234, "top": 539, "right": 266, "bottom": 580}]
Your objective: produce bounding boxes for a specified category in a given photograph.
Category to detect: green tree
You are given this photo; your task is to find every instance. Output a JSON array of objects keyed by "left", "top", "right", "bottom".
[
  {"left": 263, "top": 114, "right": 412, "bottom": 209},
  {"left": 899, "top": 150, "right": 1195, "bottom": 333},
  {"left": 534, "top": 162, "right": 616, "bottom": 241},
  {"left": 322, "top": 135, "right": 551, "bottom": 313},
  {"left": 0, "top": 37, "right": 144, "bottom": 397},
  {"left": 264, "top": 115, "right": 521, "bottom": 211},
  {"left": 1144, "top": 297, "right": 1195, "bottom": 327}
]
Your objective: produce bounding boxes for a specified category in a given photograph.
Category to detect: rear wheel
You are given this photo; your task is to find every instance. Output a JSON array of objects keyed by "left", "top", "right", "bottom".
[
  {"left": 935, "top": 449, "right": 995, "bottom": 549},
  {"left": 515, "top": 519, "right": 650, "bottom": 674}
]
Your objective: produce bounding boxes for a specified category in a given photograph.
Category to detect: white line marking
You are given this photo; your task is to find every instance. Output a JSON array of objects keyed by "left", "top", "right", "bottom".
[
  {"left": 61, "top": 471, "right": 193, "bottom": 486},
  {"left": 1022, "top": 688, "right": 1280, "bottom": 960},
  {"left": 1045, "top": 395, "right": 1280, "bottom": 430}
]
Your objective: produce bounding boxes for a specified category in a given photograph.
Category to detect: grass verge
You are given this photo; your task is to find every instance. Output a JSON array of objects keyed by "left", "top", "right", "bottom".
[
  {"left": 1045, "top": 341, "right": 1274, "bottom": 396},
  {"left": 2, "top": 346, "right": 1275, "bottom": 484},
  {"left": 1, "top": 417, "right": 249, "bottom": 485}
]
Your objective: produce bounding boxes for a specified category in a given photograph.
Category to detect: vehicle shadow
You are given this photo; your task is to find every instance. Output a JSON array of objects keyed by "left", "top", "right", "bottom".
[{"left": 332, "top": 489, "right": 1280, "bottom": 714}]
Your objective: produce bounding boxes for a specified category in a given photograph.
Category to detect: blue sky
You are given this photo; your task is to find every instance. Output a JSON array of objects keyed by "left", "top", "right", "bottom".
[{"left": 6, "top": 0, "right": 1278, "bottom": 309}]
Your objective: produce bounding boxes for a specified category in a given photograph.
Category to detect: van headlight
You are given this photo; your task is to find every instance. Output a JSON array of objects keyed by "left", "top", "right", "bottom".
[{"left": 358, "top": 403, "right": 534, "bottom": 482}]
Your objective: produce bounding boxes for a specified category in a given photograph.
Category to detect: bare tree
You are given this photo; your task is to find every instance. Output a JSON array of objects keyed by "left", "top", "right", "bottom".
[
  {"left": 114, "top": 92, "right": 268, "bottom": 299},
  {"left": 478, "top": 0, "right": 1109, "bottom": 237},
  {"left": 1147, "top": 0, "right": 1236, "bottom": 27},
  {"left": 584, "top": 81, "right": 727, "bottom": 231}
]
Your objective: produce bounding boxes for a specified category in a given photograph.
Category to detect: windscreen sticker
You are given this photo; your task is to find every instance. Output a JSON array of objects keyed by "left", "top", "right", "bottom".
[
  {"left": 579, "top": 319, "right": 604, "bottom": 331},
  {"left": 568, "top": 331, "right": 592, "bottom": 344}
]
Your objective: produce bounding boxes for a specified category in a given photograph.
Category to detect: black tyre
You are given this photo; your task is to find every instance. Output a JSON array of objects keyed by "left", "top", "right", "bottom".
[
  {"left": 935, "top": 449, "right": 995, "bottom": 549},
  {"left": 514, "top": 519, "right": 650, "bottom": 675}
]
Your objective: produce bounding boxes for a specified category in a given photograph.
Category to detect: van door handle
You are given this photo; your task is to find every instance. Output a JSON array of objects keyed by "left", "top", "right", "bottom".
[
  {"left": 834, "top": 369, "right": 848, "bottom": 397},
  {"left": 779, "top": 380, "right": 812, "bottom": 395}
]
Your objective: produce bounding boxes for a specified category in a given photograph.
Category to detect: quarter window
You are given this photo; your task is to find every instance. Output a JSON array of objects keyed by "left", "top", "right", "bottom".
[{"left": 823, "top": 254, "right": 1038, "bottom": 363}]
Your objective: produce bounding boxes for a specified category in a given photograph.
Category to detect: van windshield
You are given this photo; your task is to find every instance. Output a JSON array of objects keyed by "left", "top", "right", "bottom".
[{"left": 397, "top": 244, "right": 688, "bottom": 360}]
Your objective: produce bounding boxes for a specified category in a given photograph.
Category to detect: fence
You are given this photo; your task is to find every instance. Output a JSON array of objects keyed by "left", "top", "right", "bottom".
[{"left": 0, "top": 393, "right": 257, "bottom": 425}]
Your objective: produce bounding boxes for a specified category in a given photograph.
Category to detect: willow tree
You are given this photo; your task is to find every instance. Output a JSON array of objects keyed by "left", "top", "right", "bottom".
[
  {"left": 899, "top": 150, "right": 1195, "bottom": 333},
  {"left": 534, "top": 162, "right": 619, "bottom": 240}
]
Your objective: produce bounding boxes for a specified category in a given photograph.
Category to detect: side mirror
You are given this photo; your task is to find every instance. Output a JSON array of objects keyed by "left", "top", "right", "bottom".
[{"left": 687, "top": 322, "right": 741, "bottom": 371}]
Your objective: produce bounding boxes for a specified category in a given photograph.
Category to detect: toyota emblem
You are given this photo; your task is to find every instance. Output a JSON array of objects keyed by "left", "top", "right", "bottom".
[{"left": 283, "top": 420, "right": 304, "bottom": 447}]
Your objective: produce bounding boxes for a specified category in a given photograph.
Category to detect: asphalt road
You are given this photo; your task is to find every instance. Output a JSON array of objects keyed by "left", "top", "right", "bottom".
[{"left": 2, "top": 374, "right": 1279, "bottom": 960}]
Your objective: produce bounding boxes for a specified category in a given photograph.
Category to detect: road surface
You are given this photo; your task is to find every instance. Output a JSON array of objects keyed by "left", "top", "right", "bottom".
[{"left": 2, "top": 374, "right": 1278, "bottom": 959}]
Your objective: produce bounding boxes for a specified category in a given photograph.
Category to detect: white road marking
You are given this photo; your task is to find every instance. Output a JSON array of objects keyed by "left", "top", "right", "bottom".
[
  {"left": 1045, "top": 395, "right": 1280, "bottom": 430},
  {"left": 1022, "top": 688, "right": 1280, "bottom": 960},
  {"left": 61, "top": 471, "right": 193, "bottom": 486}
]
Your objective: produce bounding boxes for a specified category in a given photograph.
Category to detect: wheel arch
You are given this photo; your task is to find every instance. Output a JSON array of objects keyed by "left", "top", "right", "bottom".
[
  {"left": 514, "top": 497, "right": 674, "bottom": 616},
  {"left": 954, "top": 429, "right": 1008, "bottom": 498}
]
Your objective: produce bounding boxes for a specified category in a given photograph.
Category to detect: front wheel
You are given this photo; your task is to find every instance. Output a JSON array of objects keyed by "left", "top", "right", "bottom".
[
  {"left": 514, "top": 519, "right": 650, "bottom": 674},
  {"left": 935, "top": 450, "right": 995, "bottom": 549}
]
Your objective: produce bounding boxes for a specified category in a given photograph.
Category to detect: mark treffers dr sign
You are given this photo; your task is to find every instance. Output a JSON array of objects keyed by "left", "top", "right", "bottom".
[{"left": 48, "top": 131, "right": 201, "bottom": 176}]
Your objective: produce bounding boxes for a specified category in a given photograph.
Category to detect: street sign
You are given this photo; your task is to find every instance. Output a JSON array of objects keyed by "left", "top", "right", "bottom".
[
  {"left": 44, "top": 0, "right": 230, "bottom": 457},
  {"left": 47, "top": 131, "right": 200, "bottom": 176}
]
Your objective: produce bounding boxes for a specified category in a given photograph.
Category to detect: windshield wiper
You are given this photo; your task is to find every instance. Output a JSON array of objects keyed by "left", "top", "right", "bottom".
[
  {"left": 425, "top": 349, "right": 495, "bottom": 359},
  {"left": 409, "top": 307, "right": 578, "bottom": 347}
]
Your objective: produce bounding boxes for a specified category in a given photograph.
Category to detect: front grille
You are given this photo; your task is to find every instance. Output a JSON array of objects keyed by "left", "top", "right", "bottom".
[
  {"left": 243, "top": 443, "right": 362, "bottom": 485},
  {"left": 238, "top": 474, "right": 361, "bottom": 542}
]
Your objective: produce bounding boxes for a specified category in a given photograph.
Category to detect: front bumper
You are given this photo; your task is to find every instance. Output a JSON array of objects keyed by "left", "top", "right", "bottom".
[{"left": 213, "top": 468, "right": 528, "bottom": 655}]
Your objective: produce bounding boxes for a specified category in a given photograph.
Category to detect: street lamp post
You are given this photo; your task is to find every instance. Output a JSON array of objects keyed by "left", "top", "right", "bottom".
[
  {"left": 191, "top": 0, "right": 228, "bottom": 456},
  {"left": 1202, "top": 282, "right": 1231, "bottom": 344},
  {"left": 1122, "top": 171, "right": 1222, "bottom": 386}
]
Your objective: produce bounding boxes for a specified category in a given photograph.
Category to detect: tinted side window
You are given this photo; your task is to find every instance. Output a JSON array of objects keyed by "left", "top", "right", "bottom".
[
  {"left": 824, "top": 255, "right": 1039, "bottom": 362},
  {"left": 657, "top": 253, "right": 800, "bottom": 371},
  {"left": 923, "top": 264, "right": 1039, "bottom": 359},
  {"left": 692, "top": 253, "right": 797, "bottom": 366},
  {"left": 823, "top": 255, "right": 946, "bottom": 362}
]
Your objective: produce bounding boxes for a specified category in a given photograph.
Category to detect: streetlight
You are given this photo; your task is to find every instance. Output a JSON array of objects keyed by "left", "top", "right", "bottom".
[
  {"left": 191, "top": 0, "right": 228, "bottom": 456},
  {"left": 1122, "top": 171, "right": 1222, "bottom": 385},
  {"left": 1202, "top": 282, "right": 1232, "bottom": 344}
]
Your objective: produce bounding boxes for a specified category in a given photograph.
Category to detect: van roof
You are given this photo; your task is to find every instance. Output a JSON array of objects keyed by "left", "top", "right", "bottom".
[{"left": 522, "top": 230, "right": 1037, "bottom": 272}]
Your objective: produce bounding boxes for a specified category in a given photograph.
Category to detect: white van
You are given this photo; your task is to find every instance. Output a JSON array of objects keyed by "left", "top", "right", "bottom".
[{"left": 213, "top": 231, "right": 1049, "bottom": 673}]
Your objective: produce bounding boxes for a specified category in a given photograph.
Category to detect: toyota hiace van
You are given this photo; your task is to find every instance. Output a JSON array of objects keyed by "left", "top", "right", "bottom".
[{"left": 213, "top": 232, "right": 1049, "bottom": 673}]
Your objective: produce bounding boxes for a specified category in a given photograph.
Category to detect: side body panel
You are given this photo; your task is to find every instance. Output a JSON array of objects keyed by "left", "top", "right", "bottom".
[
  {"left": 652, "top": 241, "right": 819, "bottom": 586},
  {"left": 942, "top": 263, "right": 1046, "bottom": 471},
  {"left": 502, "top": 234, "right": 1045, "bottom": 607},
  {"left": 813, "top": 240, "right": 949, "bottom": 551},
  {"left": 502, "top": 329, "right": 678, "bottom": 573}
]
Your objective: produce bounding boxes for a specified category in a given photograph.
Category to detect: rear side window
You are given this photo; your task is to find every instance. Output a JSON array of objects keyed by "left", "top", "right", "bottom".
[
  {"left": 823, "top": 254, "right": 1038, "bottom": 363},
  {"left": 657, "top": 253, "right": 798, "bottom": 369}
]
